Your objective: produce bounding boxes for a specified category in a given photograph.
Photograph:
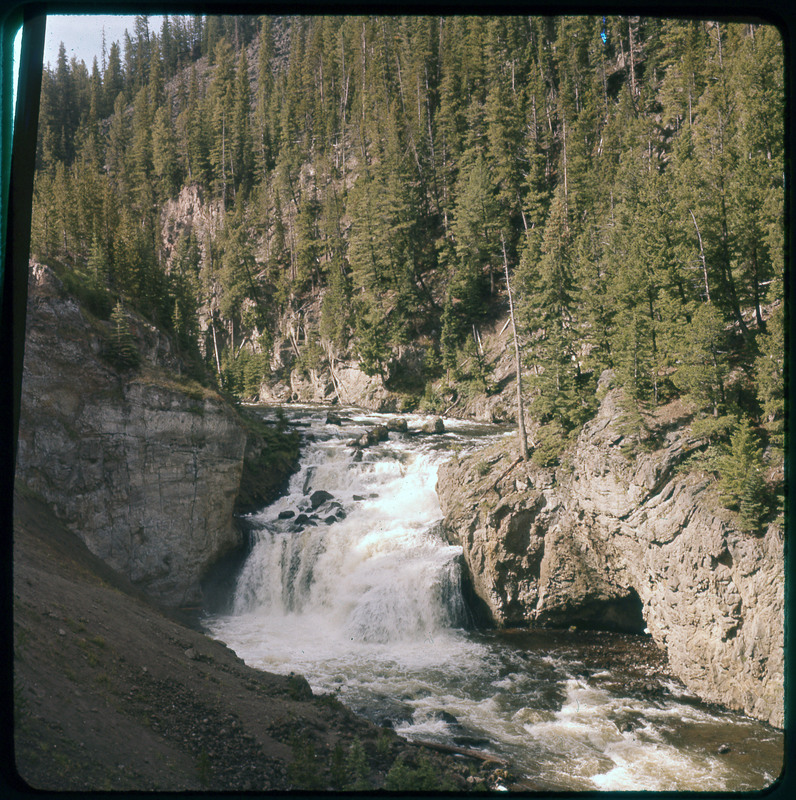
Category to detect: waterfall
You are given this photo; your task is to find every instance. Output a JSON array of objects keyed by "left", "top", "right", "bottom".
[
  {"left": 205, "top": 406, "right": 782, "bottom": 793},
  {"left": 230, "top": 424, "right": 469, "bottom": 644}
]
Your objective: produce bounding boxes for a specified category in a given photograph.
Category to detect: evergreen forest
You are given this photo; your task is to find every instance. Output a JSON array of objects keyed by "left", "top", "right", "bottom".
[{"left": 31, "top": 14, "right": 784, "bottom": 531}]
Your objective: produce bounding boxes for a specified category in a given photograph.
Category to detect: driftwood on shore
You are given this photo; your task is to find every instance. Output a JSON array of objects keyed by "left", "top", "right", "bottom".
[{"left": 413, "top": 739, "right": 509, "bottom": 766}]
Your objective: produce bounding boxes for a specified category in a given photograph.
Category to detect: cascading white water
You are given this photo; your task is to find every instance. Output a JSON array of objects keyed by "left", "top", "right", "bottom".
[
  {"left": 205, "top": 406, "right": 782, "bottom": 792},
  {"left": 208, "top": 408, "right": 496, "bottom": 708},
  {"left": 230, "top": 422, "right": 470, "bottom": 643}
]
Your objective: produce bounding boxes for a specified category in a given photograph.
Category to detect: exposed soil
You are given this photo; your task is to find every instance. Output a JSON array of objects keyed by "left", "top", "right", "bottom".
[{"left": 10, "top": 487, "right": 502, "bottom": 793}]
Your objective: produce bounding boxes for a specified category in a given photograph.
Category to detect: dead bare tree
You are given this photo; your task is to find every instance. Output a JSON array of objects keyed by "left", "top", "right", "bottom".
[{"left": 502, "top": 232, "right": 528, "bottom": 461}]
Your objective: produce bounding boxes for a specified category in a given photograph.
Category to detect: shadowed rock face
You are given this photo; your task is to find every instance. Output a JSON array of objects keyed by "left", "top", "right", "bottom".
[
  {"left": 16, "top": 264, "right": 247, "bottom": 607},
  {"left": 437, "top": 378, "right": 784, "bottom": 729}
]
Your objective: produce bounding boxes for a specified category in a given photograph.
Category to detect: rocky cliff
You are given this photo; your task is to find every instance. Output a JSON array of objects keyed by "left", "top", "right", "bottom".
[
  {"left": 15, "top": 263, "right": 252, "bottom": 608},
  {"left": 437, "top": 375, "right": 784, "bottom": 728},
  {"left": 259, "top": 314, "right": 521, "bottom": 420}
]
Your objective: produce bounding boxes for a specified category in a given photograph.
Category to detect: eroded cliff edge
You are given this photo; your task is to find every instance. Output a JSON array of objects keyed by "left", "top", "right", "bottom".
[
  {"left": 15, "top": 263, "right": 295, "bottom": 608},
  {"left": 437, "top": 379, "right": 784, "bottom": 729}
]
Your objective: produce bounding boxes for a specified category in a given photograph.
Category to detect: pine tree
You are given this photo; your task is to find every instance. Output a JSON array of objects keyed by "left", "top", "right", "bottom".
[
  {"left": 354, "top": 303, "right": 390, "bottom": 378},
  {"left": 231, "top": 48, "right": 255, "bottom": 199},
  {"left": 672, "top": 302, "right": 728, "bottom": 416},
  {"left": 108, "top": 301, "right": 140, "bottom": 369},
  {"left": 151, "top": 106, "right": 180, "bottom": 200},
  {"left": 717, "top": 417, "right": 766, "bottom": 533},
  {"left": 519, "top": 188, "right": 588, "bottom": 434},
  {"left": 254, "top": 16, "right": 276, "bottom": 178},
  {"left": 320, "top": 256, "right": 352, "bottom": 349},
  {"left": 754, "top": 303, "right": 784, "bottom": 449},
  {"left": 176, "top": 64, "right": 208, "bottom": 186},
  {"left": 103, "top": 41, "right": 125, "bottom": 112},
  {"left": 129, "top": 86, "right": 153, "bottom": 191},
  {"left": 450, "top": 153, "right": 498, "bottom": 311},
  {"left": 207, "top": 37, "right": 236, "bottom": 206}
]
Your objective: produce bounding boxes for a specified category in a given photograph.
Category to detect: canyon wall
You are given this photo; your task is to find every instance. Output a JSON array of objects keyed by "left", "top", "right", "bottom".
[
  {"left": 437, "top": 376, "right": 784, "bottom": 728},
  {"left": 15, "top": 264, "right": 248, "bottom": 608}
]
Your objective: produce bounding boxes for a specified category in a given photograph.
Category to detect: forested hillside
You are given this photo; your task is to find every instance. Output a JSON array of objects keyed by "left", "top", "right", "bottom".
[{"left": 31, "top": 14, "right": 784, "bottom": 530}]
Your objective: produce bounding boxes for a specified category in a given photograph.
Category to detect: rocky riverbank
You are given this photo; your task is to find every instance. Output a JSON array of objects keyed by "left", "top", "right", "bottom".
[{"left": 437, "top": 377, "right": 784, "bottom": 729}]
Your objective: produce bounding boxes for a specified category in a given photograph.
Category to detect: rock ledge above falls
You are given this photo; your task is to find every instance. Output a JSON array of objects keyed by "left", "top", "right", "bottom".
[{"left": 436, "top": 386, "right": 784, "bottom": 729}]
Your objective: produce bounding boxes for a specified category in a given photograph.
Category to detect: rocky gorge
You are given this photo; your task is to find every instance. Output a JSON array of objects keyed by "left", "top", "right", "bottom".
[
  {"left": 12, "top": 265, "right": 494, "bottom": 792},
  {"left": 436, "top": 375, "right": 785, "bottom": 729},
  {"left": 12, "top": 259, "right": 784, "bottom": 795}
]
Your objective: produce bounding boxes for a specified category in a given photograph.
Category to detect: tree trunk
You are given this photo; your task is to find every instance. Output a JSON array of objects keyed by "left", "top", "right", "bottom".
[
  {"left": 502, "top": 232, "right": 528, "bottom": 460},
  {"left": 689, "top": 208, "right": 711, "bottom": 303},
  {"left": 211, "top": 316, "right": 223, "bottom": 383}
]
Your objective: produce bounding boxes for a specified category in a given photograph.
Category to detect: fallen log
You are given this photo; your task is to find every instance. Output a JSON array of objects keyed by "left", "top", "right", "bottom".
[
  {"left": 477, "top": 456, "right": 523, "bottom": 502},
  {"left": 413, "top": 739, "right": 509, "bottom": 766}
]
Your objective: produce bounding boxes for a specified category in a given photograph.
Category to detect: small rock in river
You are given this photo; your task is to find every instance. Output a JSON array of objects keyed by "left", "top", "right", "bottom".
[
  {"left": 278, "top": 510, "right": 295, "bottom": 519},
  {"left": 718, "top": 744, "right": 731, "bottom": 754},
  {"left": 369, "top": 425, "right": 389, "bottom": 443},
  {"left": 617, "top": 720, "right": 634, "bottom": 733},
  {"left": 310, "top": 489, "right": 334, "bottom": 509}
]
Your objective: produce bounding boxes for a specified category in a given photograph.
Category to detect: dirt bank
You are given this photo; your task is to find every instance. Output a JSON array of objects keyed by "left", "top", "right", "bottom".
[{"left": 11, "top": 487, "right": 502, "bottom": 793}]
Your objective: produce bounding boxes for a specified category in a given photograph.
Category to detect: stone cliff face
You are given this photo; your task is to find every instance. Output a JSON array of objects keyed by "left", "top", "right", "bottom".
[
  {"left": 259, "top": 360, "right": 398, "bottom": 411},
  {"left": 16, "top": 264, "right": 248, "bottom": 608},
  {"left": 437, "top": 378, "right": 784, "bottom": 729},
  {"left": 260, "top": 343, "right": 428, "bottom": 413},
  {"left": 260, "top": 312, "right": 521, "bottom": 421}
]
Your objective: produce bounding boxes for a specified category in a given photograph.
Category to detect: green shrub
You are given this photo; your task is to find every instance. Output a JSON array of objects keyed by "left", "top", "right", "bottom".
[
  {"left": 345, "top": 737, "right": 370, "bottom": 790},
  {"left": 330, "top": 742, "right": 347, "bottom": 789},
  {"left": 60, "top": 267, "right": 114, "bottom": 320},
  {"left": 107, "top": 301, "right": 141, "bottom": 370},
  {"left": 475, "top": 460, "right": 492, "bottom": 477},
  {"left": 287, "top": 735, "right": 323, "bottom": 790},
  {"left": 384, "top": 755, "right": 454, "bottom": 791},
  {"left": 531, "top": 420, "right": 567, "bottom": 467}
]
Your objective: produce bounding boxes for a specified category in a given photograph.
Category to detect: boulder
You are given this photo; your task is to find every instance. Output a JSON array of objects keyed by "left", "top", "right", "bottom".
[
  {"left": 309, "top": 490, "right": 334, "bottom": 510},
  {"left": 422, "top": 417, "right": 446, "bottom": 434},
  {"left": 369, "top": 425, "right": 389, "bottom": 443}
]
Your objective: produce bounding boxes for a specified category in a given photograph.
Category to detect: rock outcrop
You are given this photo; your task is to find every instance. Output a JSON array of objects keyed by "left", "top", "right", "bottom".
[
  {"left": 16, "top": 264, "right": 249, "bottom": 608},
  {"left": 437, "top": 376, "right": 784, "bottom": 728}
]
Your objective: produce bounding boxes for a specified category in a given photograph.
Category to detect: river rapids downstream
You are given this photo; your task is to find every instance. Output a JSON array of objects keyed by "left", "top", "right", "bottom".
[{"left": 204, "top": 405, "right": 782, "bottom": 792}]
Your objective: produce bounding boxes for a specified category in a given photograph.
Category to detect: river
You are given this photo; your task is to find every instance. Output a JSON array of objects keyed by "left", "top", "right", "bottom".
[{"left": 204, "top": 405, "right": 782, "bottom": 792}]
